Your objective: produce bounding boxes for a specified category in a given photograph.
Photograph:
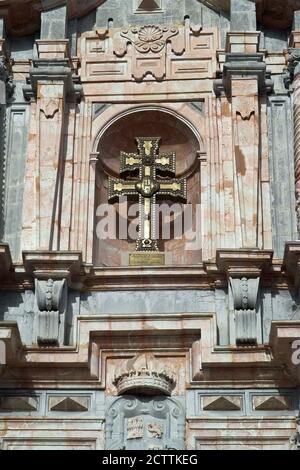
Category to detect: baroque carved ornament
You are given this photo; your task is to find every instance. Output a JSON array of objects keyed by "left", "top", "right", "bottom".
[
  {"left": 118, "top": 25, "right": 178, "bottom": 55},
  {"left": 113, "top": 353, "right": 176, "bottom": 396}
]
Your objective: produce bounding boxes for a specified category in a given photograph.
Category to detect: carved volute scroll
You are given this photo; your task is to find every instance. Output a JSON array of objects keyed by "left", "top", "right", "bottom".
[{"left": 35, "top": 278, "right": 66, "bottom": 346}]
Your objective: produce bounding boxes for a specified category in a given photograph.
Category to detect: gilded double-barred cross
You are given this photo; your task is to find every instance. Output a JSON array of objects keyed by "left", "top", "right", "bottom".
[{"left": 108, "top": 137, "right": 187, "bottom": 251}]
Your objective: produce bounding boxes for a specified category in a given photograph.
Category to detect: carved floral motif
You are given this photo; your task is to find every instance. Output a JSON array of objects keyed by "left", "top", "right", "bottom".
[{"left": 121, "top": 24, "right": 178, "bottom": 54}]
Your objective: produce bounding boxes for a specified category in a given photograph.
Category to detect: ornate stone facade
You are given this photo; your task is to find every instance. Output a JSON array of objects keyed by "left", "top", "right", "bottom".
[{"left": 0, "top": 0, "right": 300, "bottom": 451}]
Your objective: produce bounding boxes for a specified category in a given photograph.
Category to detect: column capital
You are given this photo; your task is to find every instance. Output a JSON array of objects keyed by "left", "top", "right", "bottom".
[
  {"left": 216, "top": 249, "right": 273, "bottom": 278},
  {"left": 22, "top": 250, "right": 83, "bottom": 285},
  {"left": 23, "top": 59, "right": 82, "bottom": 102},
  {"left": 214, "top": 53, "right": 274, "bottom": 97}
]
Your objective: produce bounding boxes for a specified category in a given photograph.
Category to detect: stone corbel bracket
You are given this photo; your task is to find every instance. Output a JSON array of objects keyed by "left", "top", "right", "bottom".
[
  {"left": 217, "top": 249, "right": 273, "bottom": 345},
  {"left": 283, "top": 242, "right": 300, "bottom": 298},
  {"left": 214, "top": 53, "right": 274, "bottom": 97},
  {"left": 23, "top": 251, "right": 83, "bottom": 346},
  {"left": 23, "top": 59, "right": 83, "bottom": 103},
  {"left": 35, "top": 278, "right": 66, "bottom": 346}
]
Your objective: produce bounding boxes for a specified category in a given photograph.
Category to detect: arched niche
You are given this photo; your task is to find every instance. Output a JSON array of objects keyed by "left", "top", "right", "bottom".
[{"left": 93, "top": 108, "right": 203, "bottom": 267}]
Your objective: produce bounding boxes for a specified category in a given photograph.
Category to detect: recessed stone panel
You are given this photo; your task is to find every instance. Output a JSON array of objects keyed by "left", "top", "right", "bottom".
[
  {"left": 49, "top": 396, "right": 90, "bottom": 412},
  {"left": 252, "top": 396, "right": 292, "bottom": 411},
  {"left": 202, "top": 396, "right": 242, "bottom": 411},
  {"left": 0, "top": 396, "right": 38, "bottom": 412}
]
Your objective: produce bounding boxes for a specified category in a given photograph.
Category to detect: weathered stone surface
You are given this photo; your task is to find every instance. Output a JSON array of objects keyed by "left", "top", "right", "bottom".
[
  {"left": 202, "top": 395, "right": 242, "bottom": 411},
  {"left": 230, "top": 0, "right": 257, "bottom": 32},
  {"left": 41, "top": 5, "right": 68, "bottom": 40},
  {"left": 0, "top": 396, "right": 38, "bottom": 411},
  {"left": 253, "top": 395, "right": 292, "bottom": 411},
  {"left": 0, "top": 0, "right": 300, "bottom": 452},
  {"left": 49, "top": 396, "right": 89, "bottom": 411}
]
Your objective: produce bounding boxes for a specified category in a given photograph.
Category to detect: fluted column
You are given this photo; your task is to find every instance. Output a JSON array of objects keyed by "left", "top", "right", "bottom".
[
  {"left": 286, "top": 11, "right": 300, "bottom": 235},
  {"left": 286, "top": 48, "right": 300, "bottom": 232},
  {"left": 294, "top": 70, "right": 300, "bottom": 228},
  {"left": 0, "top": 21, "right": 14, "bottom": 242}
]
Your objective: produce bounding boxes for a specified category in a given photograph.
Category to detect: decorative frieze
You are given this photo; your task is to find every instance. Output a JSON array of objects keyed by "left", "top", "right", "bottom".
[{"left": 81, "top": 19, "right": 216, "bottom": 83}]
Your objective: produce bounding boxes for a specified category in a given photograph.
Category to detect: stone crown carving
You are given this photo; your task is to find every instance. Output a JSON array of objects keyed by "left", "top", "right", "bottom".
[{"left": 113, "top": 353, "right": 176, "bottom": 396}]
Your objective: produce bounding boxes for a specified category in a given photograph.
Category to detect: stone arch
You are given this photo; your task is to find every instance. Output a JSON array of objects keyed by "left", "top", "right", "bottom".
[{"left": 92, "top": 104, "right": 204, "bottom": 266}]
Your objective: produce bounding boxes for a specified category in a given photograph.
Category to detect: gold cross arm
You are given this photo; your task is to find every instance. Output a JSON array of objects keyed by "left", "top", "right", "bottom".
[
  {"left": 158, "top": 178, "right": 187, "bottom": 202},
  {"left": 155, "top": 152, "right": 176, "bottom": 174},
  {"left": 108, "top": 178, "right": 138, "bottom": 202},
  {"left": 120, "top": 152, "right": 142, "bottom": 173}
]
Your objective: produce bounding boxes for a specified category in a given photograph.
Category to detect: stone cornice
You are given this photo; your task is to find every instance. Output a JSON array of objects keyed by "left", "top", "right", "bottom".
[
  {"left": 23, "top": 58, "right": 83, "bottom": 102},
  {"left": 216, "top": 249, "right": 273, "bottom": 278},
  {"left": 0, "top": 244, "right": 294, "bottom": 291},
  {"left": 214, "top": 53, "right": 274, "bottom": 96},
  {"left": 22, "top": 250, "right": 83, "bottom": 284},
  {"left": 0, "top": 315, "right": 296, "bottom": 389}
]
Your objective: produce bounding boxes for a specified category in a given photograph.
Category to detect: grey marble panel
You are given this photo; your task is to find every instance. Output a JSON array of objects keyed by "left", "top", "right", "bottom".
[
  {"left": 230, "top": 0, "right": 256, "bottom": 31},
  {"left": 267, "top": 96, "right": 297, "bottom": 258},
  {"left": 187, "top": 389, "right": 299, "bottom": 418},
  {"left": 4, "top": 105, "right": 29, "bottom": 260},
  {"left": 41, "top": 5, "right": 68, "bottom": 39}
]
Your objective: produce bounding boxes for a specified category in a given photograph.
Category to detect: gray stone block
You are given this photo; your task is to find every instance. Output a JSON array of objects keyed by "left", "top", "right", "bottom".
[
  {"left": 0, "top": 18, "right": 5, "bottom": 40},
  {"left": 293, "top": 10, "right": 300, "bottom": 30},
  {"left": 231, "top": 0, "right": 256, "bottom": 31},
  {"left": 4, "top": 105, "right": 29, "bottom": 260},
  {"left": 41, "top": 5, "right": 68, "bottom": 39},
  {"left": 267, "top": 96, "right": 298, "bottom": 257}
]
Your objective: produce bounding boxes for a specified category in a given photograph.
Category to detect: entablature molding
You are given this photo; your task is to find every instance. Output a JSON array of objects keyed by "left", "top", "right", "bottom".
[
  {"left": 0, "top": 244, "right": 294, "bottom": 291},
  {"left": 0, "top": 314, "right": 297, "bottom": 390}
]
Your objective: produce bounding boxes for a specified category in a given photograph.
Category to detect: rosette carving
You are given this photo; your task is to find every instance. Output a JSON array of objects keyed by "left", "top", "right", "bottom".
[{"left": 121, "top": 24, "right": 178, "bottom": 54}]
